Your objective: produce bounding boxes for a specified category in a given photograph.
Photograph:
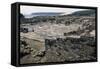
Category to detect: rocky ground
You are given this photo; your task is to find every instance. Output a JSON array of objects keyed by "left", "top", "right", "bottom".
[{"left": 20, "top": 15, "right": 96, "bottom": 64}]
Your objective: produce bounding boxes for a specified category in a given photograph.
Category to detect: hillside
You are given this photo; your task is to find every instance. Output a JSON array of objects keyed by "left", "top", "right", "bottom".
[{"left": 68, "top": 9, "right": 95, "bottom": 16}]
